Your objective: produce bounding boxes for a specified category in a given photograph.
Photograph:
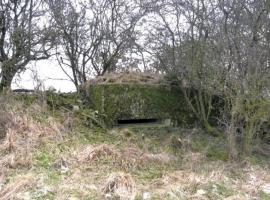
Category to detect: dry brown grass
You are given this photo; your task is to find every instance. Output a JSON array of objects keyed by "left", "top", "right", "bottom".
[
  {"left": 144, "top": 152, "right": 176, "bottom": 164},
  {"left": 0, "top": 99, "right": 63, "bottom": 169},
  {"left": 101, "top": 172, "right": 136, "bottom": 200},
  {"left": 0, "top": 175, "right": 33, "bottom": 200},
  {"left": 0, "top": 97, "right": 13, "bottom": 140},
  {"left": 140, "top": 160, "right": 270, "bottom": 199},
  {"left": 149, "top": 170, "right": 207, "bottom": 195},
  {"left": 0, "top": 168, "right": 6, "bottom": 187},
  {"left": 223, "top": 195, "right": 247, "bottom": 200},
  {"left": 76, "top": 144, "right": 175, "bottom": 169},
  {"left": 120, "top": 147, "right": 175, "bottom": 168},
  {"left": 86, "top": 72, "right": 166, "bottom": 86},
  {"left": 77, "top": 144, "right": 120, "bottom": 163},
  {"left": 59, "top": 143, "right": 270, "bottom": 199},
  {"left": 0, "top": 98, "right": 66, "bottom": 199},
  {"left": 181, "top": 152, "right": 207, "bottom": 172}
]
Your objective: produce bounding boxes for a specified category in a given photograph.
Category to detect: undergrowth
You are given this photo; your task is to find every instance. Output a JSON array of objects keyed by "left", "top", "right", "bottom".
[{"left": 0, "top": 94, "right": 269, "bottom": 200}]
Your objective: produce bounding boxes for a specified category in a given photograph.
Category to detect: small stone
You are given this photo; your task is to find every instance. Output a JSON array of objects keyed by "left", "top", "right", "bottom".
[
  {"left": 105, "top": 193, "right": 112, "bottom": 198},
  {"left": 212, "top": 184, "right": 218, "bottom": 192},
  {"left": 108, "top": 129, "right": 117, "bottom": 135},
  {"left": 36, "top": 186, "right": 54, "bottom": 196},
  {"left": 142, "top": 192, "right": 151, "bottom": 199},
  {"left": 72, "top": 105, "right": 80, "bottom": 111},
  {"left": 60, "top": 166, "right": 69, "bottom": 174},
  {"left": 196, "top": 189, "right": 207, "bottom": 195}
]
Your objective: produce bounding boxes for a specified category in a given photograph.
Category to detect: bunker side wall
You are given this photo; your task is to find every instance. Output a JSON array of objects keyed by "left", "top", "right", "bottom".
[{"left": 88, "top": 83, "right": 195, "bottom": 127}]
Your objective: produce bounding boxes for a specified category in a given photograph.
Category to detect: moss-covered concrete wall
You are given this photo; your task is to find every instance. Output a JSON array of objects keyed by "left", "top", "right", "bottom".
[{"left": 87, "top": 83, "right": 194, "bottom": 127}]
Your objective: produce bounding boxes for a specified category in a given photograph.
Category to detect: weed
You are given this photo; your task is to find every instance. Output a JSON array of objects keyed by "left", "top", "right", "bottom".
[
  {"left": 259, "top": 191, "right": 270, "bottom": 200},
  {"left": 35, "top": 151, "right": 55, "bottom": 168},
  {"left": 206, "top": 146, "right": 228, "bottom": 161},
  {"left": 47, "top": 170, "right": 62, "bottom": 185},
  {"left": 214, "top": 183, "right": 234, "bottom": 197},
  {"left": 0, "top": 175, "right": 33, "bottom": 200},
  {"left": 0, "top": 96, "right": 269, "bottom": 200},
  {"left": 249, "top": 155, "right": 268, "bottom": 166},
  {"left": 205, "top": 182, "right": 234, "bottom": 198},
  {"left": 135, "top": 165, "right": 165, "bottom": 182},
  {"left": 101, "top": 172, "right": 136, "bottom": 200},
  {"left": 190, "top": 135, "right": 209, "bottom": 152}
]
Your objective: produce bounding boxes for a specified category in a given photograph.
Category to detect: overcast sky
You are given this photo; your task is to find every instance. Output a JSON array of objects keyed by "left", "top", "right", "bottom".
[{"left": 12, "top": 60, "right": 77, "bottom": 92}]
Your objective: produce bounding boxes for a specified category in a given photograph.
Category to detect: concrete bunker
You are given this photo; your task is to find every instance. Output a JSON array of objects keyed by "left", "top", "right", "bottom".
[{"left": 86, "top": 72, "right": 194, "bottom": 127}]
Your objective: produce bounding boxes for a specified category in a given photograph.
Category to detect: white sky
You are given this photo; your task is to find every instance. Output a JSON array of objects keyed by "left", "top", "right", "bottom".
[{"left": 12, "top": 59, "right": 77, "bottom": 92}]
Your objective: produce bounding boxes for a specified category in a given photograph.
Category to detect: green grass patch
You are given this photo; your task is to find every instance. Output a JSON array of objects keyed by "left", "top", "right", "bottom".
[
  {"left": 249, "top": 154, "right": 269, "bottom": 166},
  {"left": 206, "top": 146, "right": 228, "bottom": 161},
  {"left": 35, "top": 151, "right": 55, "bottom": 168},
  {"left": 259, "top": 191, "right": 270, "bottom": 200},
  {"left": 134, "top": 164, "right": 169, "bottom": 183},
  {"left": 205, "top": 182, "right": 234, "bottom": 198}
]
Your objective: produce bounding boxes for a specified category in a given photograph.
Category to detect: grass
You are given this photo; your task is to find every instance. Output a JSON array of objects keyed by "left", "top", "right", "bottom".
[
  {"left": 203, "top": 182, "right": 235, "bottom": 198},
  {"left": 249, "top": 154, "right": 270, "bottom": 166},
  {"left": 30, "top": 126, "right": 270, "bottom": 199},
  {"left": 135, "top": 165, "right": 167, "bottom": 182},
  {"left": 260, "top": 191, "right": 270, "bottom": 200},
  {"left": 35, "top": 151, "right": 55, "bottom": 169},
  {"left": 206, "top": 146, "right": 228, "bottom": 162},
  {"left": 0, "top": 100, "right": 269, "bottom": 200}
]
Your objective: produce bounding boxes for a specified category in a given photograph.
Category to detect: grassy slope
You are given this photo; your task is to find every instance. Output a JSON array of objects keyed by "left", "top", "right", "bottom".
[{"left": 0, "top": 99, "right": 270, "bottom": 200}]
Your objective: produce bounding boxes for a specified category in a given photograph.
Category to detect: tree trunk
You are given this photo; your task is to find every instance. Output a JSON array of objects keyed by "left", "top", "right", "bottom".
[
  {"left": 242, "top": 122, "right": 256, "bottom": 158},
  {"left": 0, "top": 65, "right": 16, "bottom": 93},
  {"left": 227, "top": 113, "right": 239, "bottom": 161},
  {"left": 228, "top": 128, "right": 238, "bottom": 161}
]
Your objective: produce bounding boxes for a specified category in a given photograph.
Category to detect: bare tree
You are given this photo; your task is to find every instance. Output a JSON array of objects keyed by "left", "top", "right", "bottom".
[
  {"left": 0, "top": 0, "right": 54, "bottom": 92},
  {"left": 47, "top": 0, "right": 145, "bottom": 91},
  {"left": 144, "top": 0, "right": 223, "bottom": 136},
  {"left": 216, "top": 0, "right": 270, "bottom": 159},
  {"left": 145, "top": 0, "right": 270, "bottom": 159}
]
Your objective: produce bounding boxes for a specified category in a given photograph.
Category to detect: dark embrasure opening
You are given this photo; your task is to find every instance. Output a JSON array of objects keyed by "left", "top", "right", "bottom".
[{"left": 117, "top": 118, "right": 160, "bottom": 125}]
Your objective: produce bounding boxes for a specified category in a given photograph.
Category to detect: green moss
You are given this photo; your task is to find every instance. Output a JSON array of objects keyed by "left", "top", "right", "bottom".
[{"left": 88, "top": 83, "right": 194, "bottom": 127}]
